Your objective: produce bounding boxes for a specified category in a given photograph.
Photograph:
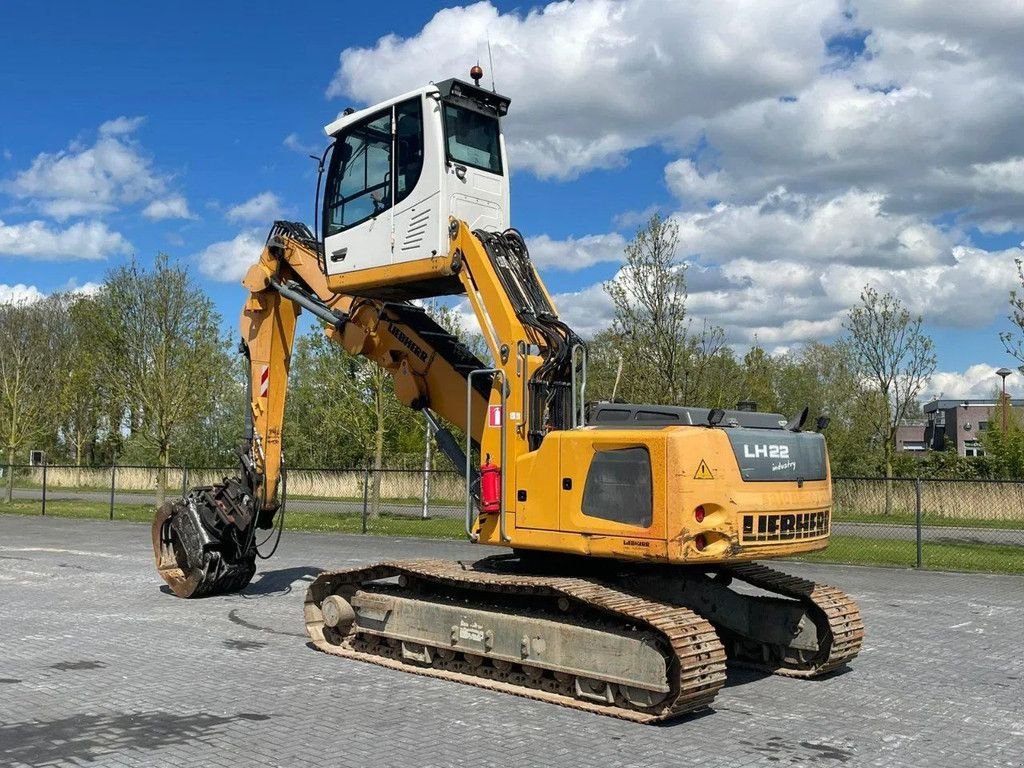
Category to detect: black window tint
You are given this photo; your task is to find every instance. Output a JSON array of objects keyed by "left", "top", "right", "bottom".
[
  {"left": 395, "top": 98, "right": 423, "bottom": 205},
  {"left": 324, "top": 111, "right": 391, "bottom": 237},
  {"left": 581, "top": 447, "right": 653, "bottom": 527},
  {"left": 635, "top": 410, "right": 677, "bottom": 422},
  {"left": 443, "top": 104, "right": 502, "bottom": 174}
]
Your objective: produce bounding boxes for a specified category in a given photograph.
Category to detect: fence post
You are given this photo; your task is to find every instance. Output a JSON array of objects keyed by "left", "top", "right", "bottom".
[
  {"left": 109, "top": 463, "right": 116, "bottom": 521},
  {"left": 41, "top": 462, "right": 47, "bottom": 517},
  {"left": 361, "top": 467, "right": 370, "bottom": 534},
  {"left": 915, "top": 477, "right": 923, "bottom": 569},
  {"left": 421, "top": 469, "right": 431, "bottom": 520},
  {"left": 422, "top": 419, "right": 433, "bottom": 520}
]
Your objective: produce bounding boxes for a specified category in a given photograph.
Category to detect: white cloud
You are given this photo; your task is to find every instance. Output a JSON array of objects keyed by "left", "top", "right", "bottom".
[
  {"left": 0, "top": 219, "right": 131, "bottom": 261},
  {"left": 526, "top": 233, "right": 625, "bottom": 271},
  {"left": 0, "top": 280, "right": 104, "bottom": 306},
  {"left": 283, "top": 133, "right": 321, "bottom": 155},
  {"left": 325, "top": 1, "right": 1024, "bottom": 353},
  {"left": 4, "top": 116, "right": 170, "bottom": 220},
  {"left": 142, "top": 194, "right": 194, "bottom": 221},
  {"left": 532, "top": 228, "right": 1020, "bottom": 348},
  {"left": 926, "top": 364, "right": 1024, "bottom": 401},
  {"left": 550, "top": 282, "right": 615, "bottom": 338},
  {"left": 666, "top": 4, "right": 1024, "bottom": 227},
  {"left": 329, "top": 1, "right": 1024, "bottom": 229},
  {"left": 672, "top": 188, "right": 954, "bottom": 269},
  {"left": 98, "top": 116, "right": 146, "bottom": 137},
  {"left": 330, "top": 0, "right": 834, "bottom": 179},
  {"left": 0, "top": 283, "right": 45, "bottom": 304},
  {"left": 226, "top": 192, "right": 284, "bottom": 224},
  {"left": 61, "top": 279, "right": 103, "bottom": 298},
  {"left": 196, "top": 230, "right": 264, "bottom": 282}
]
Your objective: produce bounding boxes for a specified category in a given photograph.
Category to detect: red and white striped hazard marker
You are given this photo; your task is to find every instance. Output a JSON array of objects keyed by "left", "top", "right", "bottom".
[{"left": 259, "top": 365, "right": 270, "bottom": 398}]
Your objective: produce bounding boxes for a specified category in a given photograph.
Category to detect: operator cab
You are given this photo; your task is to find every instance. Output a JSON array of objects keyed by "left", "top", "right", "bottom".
[{"left": 320, "top": 72, "right": 511, "bottom": 300}]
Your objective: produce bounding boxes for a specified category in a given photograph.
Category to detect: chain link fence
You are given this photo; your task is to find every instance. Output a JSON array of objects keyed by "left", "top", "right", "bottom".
[
  {"left": 2, "top": 464, "right": 1021, "bottom": 572},
  {"left": 0, "top": 463, "right": 468, "bottom": 538},
  {"left": 802, "top": 476, "right": 1024, "bottom": 573}
]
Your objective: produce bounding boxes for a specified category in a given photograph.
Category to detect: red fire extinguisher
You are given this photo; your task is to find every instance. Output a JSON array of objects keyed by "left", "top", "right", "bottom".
[{"left": 480, "top": 454, "right": 501, "bottom": 513}]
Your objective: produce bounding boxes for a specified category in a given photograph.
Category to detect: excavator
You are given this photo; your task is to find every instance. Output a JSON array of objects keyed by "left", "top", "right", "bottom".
[{"left": 152, "top": 68, "right": 863, "bottom": 722}]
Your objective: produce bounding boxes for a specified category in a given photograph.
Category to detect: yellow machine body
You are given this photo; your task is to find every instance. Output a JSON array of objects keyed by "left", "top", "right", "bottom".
[{"left": 476, "top": 423, "right": 831, "bottom": 564}]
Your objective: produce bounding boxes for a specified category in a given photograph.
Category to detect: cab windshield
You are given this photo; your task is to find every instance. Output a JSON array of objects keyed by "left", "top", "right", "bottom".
[{"left": 443, "top": 103, "right": 502, "bottom": 175}]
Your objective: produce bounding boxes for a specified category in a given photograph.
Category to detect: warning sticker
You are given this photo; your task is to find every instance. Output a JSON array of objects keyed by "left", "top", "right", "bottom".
[
  {"left": 694, "top": 460, "right": 714, "bottom": 480},
  {"left": 488, "top": 405, "right": 503, "bottom": 427}
]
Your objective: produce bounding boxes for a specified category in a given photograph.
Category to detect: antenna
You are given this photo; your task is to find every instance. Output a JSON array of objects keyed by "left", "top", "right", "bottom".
[{"left": 487, "top": 37, "right": 496, "bottom": 92}]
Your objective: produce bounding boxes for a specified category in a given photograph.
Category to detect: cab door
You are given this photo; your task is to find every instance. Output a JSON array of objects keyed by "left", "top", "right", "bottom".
[{"left": 322, "top": 108, "right": 394, "bottom": 276}]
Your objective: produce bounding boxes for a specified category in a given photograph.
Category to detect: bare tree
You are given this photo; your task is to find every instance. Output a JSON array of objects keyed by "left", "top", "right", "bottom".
[
  {"left": 605, "top": 214, "right": 687, "bottom": 404},
  {"left": 844, "top": 286, "right": 936, "bottom": 513},
  {"left": 92, "top": 255, "right": 225, "bottom": 506},
  {"left": 1000, "top": 256, "right": 1024, "bottom": 372},
  {"left": 604, "top": 214, "right": 725, "bottom": 405},
  {"left": 0, "top": 297, "right": 65, "bottom": 502}
]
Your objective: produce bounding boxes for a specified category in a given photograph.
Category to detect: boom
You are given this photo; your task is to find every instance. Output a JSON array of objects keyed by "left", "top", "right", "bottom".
[{"left": 237, "top": 222, "right": 492, "bottom": 516}]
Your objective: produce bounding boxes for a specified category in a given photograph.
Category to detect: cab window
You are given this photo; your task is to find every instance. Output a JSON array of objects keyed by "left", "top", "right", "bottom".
[
  {"left": 443, "top": 103, "right": 502, "bottom": 175},
  {"left": 324, "top": 110, "right": 391, "bottom": 236},
  {"left": 323, "top": 97, "right": 424, "bottom": 238}
]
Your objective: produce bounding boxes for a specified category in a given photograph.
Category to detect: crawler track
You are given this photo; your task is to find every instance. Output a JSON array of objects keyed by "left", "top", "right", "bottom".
[
  {"left": 719, "top": 562, "right": 864, "bottom": 677},
  {"left": 305, "top": 559, "right": 728, "bottom": 723}
]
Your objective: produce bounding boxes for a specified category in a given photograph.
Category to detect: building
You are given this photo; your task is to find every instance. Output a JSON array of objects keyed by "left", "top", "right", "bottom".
[
  {"left": 895, "top": 422, "right": 928, "bottom": 453},
  {"left": 920, "top": 398, "right": 1024, "bottom": 457}
]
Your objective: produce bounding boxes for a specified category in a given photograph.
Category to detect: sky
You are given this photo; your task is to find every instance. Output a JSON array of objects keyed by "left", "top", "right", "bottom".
[{"left": 1, "top": 0, "right": 1023, "bottom": 401}]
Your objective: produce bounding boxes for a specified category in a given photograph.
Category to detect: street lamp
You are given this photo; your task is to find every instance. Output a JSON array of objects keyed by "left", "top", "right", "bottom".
[{"left": 996, "top": 367, "right": 1013, "bottom": 433}]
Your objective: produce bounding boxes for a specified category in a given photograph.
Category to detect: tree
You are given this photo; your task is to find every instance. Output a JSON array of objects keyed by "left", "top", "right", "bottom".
[
  {"left": 0, "top": 297, "right": 66, "bottom": 501},
  {"left": 844, "top": 286, "right": 936, "bottom": 511},
  {"left": 56, "top": 295, "right": 107, "bottom": 477},
  {"left": 739, "top": 341, "right": 780, "bottom": 413},
  {"left": 583, "top": 329, "right": 629, "bottom": 402},
  {"left": 92, "top": 255, "right": 227, "bottom": 506},
  {"left": 1000, "top": 256, "right": 1024, "bottom": 372},
  {"left": 978, "top": 405, "right": 1024, "bottom": 479},
  {"left": 776, "top": 341, "right": 880, "bottom": 476},
  {"left": 603, "top": 214, "right": 725, "bottom": 405},
  {"left": 169, "top": 349, "right": 246, "bottom": 468},
  {"left": 285, "top": 329, "right": 413, "bottom": 515}
]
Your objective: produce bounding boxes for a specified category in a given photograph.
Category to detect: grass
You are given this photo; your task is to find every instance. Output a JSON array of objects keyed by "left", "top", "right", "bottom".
[
  {"left": 0, "top": 500, "right": 154, "bottom": 522},
  {"left": 788, "top": 534, "right": 1024, "bottom": 574},
  {"left": 834, "top": 510, "right": 1024, "bottom": 530},
  {"left": 0, "top": 500, "right": 464, "bottom": 540},
  {"left": 283, "top": 511, "right": 463, "bottom": 539}
]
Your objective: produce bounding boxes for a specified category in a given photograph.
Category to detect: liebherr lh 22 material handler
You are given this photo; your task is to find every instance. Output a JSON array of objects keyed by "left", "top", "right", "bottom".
[{"left": 153, "top": 69, "right": 863, "bottom": 722}]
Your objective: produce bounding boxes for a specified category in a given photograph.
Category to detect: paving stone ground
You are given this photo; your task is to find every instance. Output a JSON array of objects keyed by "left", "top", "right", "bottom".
[{"left": 0, "top": 515, "right": 1022, "bottom": 768}]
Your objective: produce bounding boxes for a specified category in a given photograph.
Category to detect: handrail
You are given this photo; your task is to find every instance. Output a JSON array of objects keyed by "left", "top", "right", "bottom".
[
  {"left": 570, "top": 343, "right": 588, "bottom": 428},
  {"left": 465, "top": 368, "right": 509, "bottom": 542},
  {"left": 517, "top": 341, "right": 528, "bottom": 437}
]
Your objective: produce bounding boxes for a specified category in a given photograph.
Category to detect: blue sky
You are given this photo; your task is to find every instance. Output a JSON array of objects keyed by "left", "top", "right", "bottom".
[{"left": 2, "top": 1, "right": 1023, "bottom": 400}]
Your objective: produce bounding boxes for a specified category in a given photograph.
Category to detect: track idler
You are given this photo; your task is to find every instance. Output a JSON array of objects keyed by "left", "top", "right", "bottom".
[{"left": 152, "top": 480, "right": 260, "bottom": 598}]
